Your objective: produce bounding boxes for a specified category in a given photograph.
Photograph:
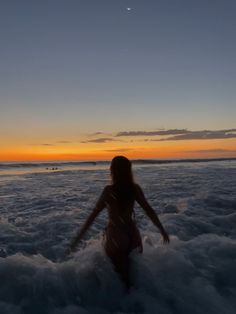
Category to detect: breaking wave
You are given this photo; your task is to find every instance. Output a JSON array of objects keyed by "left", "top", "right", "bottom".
[{"left": 0, "top": 160, "right": 236, "bottom": 313}]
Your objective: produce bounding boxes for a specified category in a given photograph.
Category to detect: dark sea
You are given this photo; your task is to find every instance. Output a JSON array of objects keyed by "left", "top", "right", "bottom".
[{"left": 0, "top": 159, "right": 236, "bottom": 314}]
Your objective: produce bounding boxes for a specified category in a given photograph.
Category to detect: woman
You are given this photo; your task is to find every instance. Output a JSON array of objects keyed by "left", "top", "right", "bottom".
[{"left": 68, "top": 156, "right": 169, "bottom": 288}]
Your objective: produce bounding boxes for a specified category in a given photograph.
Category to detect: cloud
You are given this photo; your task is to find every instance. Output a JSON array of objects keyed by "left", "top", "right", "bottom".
[
  {"left": 82, "top": 128, "right": 236, "bottom": 144},
  {"left": 116, "top": 129, "right": 189, "bottom": 137},
  {"left": 56, "top": 141, "right": 72, "bottom": 144},
  {"left": 29, "top": 143, "right": 55, "bottom": 146},
  {"left": 81, "top": 137, "right": 117, "bottom": 143},
  {"left": 87, "top": 132, "right": 107, "bottom": 137},
  {"left": 115, "top": 128, "right": 236, "bottom": 141},
  {"left": 156, "top": 129, "right": 236, "bottom": 141}
]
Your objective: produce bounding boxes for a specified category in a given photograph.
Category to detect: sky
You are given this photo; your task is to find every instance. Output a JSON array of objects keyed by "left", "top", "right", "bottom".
[{"left": 0, "top": 0, "right": 236, "bottom": 161}]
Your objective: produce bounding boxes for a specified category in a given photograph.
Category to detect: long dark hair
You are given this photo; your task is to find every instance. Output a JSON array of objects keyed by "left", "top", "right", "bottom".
[{"left": 110, "top": 156, "right": 135, "bottom": 207}]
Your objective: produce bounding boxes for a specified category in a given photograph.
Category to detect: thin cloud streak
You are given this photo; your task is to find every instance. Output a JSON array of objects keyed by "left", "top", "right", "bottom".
[
  {"left": 56, "top": 141, "right": 72, "bottom": 144},
  {"left": 88, "top": 132, "right": 106, "bottom": 137},
  {"left": 115, "top": 128, "right": 236, "bottom": 141},
  {"left": 87, "top": 132, "right": 113, "bottom": 137},
  {"left": 81, "top": 137, "right": 117, "bottom": 143},
  {"left": 29, "top": 143, "right": 55, "bottom": 146},
  {"left": 156, "top": 129, "right": 236, "bottom": 141},
  {"left": 116, "top": 129, "right": 189, "bottom": 137}
]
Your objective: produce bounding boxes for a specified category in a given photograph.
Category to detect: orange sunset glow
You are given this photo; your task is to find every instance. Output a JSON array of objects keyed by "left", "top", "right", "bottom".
[{"left": 1, "top": 137, "right": 236, "bottom": 162}]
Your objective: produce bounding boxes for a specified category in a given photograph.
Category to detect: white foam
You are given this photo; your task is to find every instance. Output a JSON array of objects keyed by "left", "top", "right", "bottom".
[{"left": 0, "top": 161, "right": 236, "bottom": 313}]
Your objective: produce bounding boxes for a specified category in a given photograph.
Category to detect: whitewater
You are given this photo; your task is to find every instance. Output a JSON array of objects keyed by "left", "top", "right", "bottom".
[{"left": 0, "top": 159, "right": 236, "bottom": 314}]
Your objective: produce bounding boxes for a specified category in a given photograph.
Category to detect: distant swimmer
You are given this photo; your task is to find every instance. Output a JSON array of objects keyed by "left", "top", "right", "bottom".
[{"left": 67, "top": 156, "right": 170, "bottom": 288}]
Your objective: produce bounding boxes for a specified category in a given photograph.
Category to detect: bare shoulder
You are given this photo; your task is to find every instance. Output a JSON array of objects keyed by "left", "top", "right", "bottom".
[
  {"left": 95, "top": 185, "right": 111, "bottom": 208},
  {"left": 102, "top": 185, "right": 112, "bottom": 196}
]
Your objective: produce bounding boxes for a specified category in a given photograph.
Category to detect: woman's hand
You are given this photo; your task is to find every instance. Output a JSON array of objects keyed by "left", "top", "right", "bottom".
[
  {"left": 162, "top": 231, "right": 170, "bottom": 244},
  {"left": 65, "top": 239, "right": 79, "bottom": 256}
]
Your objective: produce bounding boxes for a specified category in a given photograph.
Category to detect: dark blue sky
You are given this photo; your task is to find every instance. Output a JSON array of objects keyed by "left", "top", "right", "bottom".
[{"left": 1, "top": 0, "right": 236, "bottom": 139}]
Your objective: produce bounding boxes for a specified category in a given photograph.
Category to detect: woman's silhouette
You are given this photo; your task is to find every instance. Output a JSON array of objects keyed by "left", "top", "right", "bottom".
[{"left": 68, "top": 156, "right": 169, "bottom": 288}]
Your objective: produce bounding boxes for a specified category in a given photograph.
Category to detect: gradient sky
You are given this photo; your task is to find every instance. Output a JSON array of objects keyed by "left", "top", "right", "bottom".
[{"left": 1, "top": 0, "right": 236, "bottom": 161}]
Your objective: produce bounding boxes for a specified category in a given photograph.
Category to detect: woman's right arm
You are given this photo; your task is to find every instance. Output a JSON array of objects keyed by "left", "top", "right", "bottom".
[
  {"left": 67, "top": 186, "right": 108, "bottom": 253},
  {"left": 134, "top": 184, "right": 170, "bottom": 243}
]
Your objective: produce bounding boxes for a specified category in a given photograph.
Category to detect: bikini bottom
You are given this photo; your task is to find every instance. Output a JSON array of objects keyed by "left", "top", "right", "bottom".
[{"left": 103, "top": 221, "right": 143, "bottom": 258}]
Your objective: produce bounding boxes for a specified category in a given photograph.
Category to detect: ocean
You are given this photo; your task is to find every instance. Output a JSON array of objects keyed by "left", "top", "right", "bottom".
[{"left": 0, "top": 159, "right": 236, "bottom": 314}]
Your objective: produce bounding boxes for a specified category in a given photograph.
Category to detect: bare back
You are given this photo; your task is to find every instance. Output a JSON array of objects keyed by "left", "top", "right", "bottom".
[
  {"left": 94, "top": 182, "right": 168, "bottom": 242},
  {"left": 101, "top": 185, "right": 135, "bottom": 227}
]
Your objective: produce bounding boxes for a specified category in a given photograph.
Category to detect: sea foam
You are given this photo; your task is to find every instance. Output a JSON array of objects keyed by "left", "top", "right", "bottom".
[{"left": 0, "top": 160, "right": 236, "bottom": 313}]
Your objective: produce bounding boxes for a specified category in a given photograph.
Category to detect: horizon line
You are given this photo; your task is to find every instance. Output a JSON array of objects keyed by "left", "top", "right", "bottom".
[{"left": 1, "top": 157, "right": 236, "bottom": 164}]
